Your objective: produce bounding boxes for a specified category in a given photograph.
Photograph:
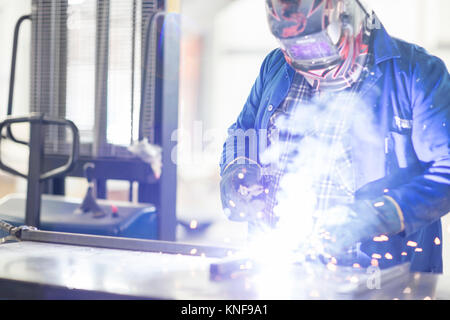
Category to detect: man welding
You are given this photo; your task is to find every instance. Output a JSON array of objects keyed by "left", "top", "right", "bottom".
[{"left": 219, "top": 0, "right": 450, "bottom": 273}]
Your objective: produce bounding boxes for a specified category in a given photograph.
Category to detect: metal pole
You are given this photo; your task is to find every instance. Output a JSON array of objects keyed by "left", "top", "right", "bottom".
[
  {"left": 25, "top": 116, "right": 45, "bottom": 228},
  {"left": 7, "top": 15, "right": 31, "bottom": 117},
  {"left": 19, "top": 228, "right": 236, "bottom": 259},
  {"left": 159, "top": 12, "right": 180, "bottom": 241},
  {"left": 6, "top": 15, "right": 31, "bottom": 145}
]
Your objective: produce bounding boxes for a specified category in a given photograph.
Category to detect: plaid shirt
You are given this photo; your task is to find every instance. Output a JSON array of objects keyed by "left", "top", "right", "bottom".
[{"left": 264, "top": 54, "right": 373, "bottom": 225}]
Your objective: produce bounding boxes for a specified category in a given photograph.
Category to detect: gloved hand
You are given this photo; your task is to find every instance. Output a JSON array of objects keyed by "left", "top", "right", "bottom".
[
  {"left": 316, "top": 197, "right": 404, "bottom": 258},
  {"left": 220, "top": 163, "right": 267, "bottom": 222}
]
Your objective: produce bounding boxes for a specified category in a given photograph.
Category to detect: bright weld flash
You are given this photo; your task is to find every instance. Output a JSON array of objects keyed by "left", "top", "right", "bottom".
[
  {"left": 246, "top": 93, "right": 380, "bottom": 282},
  {"left": 373, "top": 235, "right": 389, "bottom": 242}
]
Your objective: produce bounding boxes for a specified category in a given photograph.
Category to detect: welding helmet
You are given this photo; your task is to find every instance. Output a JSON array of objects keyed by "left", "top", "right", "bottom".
[{"left": 266, "top": 0, "right": 371, "bottom": 77}]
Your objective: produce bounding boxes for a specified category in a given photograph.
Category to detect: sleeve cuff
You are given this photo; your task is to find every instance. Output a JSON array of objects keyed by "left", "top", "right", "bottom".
[{"left": 383, "top": 195, "right": 406, "bottom": 233}]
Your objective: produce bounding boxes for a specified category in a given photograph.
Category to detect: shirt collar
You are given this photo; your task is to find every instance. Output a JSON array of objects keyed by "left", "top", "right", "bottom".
[{"left": 371, "top": 22, "right": 402, "bottom": 64}]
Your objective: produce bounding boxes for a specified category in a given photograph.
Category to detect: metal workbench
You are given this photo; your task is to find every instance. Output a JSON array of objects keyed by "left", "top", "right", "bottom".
[{"left": 0, "top": 234, "right": 449, "bottom": 300}]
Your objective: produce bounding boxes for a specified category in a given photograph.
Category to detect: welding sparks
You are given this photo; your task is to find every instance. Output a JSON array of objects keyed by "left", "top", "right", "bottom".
[
  {"left": 189, "top": 220, "right": 198, "bottom": 229},
  {"left": 373, "top": 202, "right": 385, "bottom": 208},
  {"left": 373, "top": 235, "right": 389, "bottom": 242},
  {"left": 407, "top": 241, "right": 418, "bottom": 248},
  {"left": 434, "top": 237, "right": 441, "bottom": 246}
]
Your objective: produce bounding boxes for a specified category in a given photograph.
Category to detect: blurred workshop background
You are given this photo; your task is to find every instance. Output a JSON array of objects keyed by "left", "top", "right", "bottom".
[{"left": 0, "top": 0, "right": 449, "bottom": 272}]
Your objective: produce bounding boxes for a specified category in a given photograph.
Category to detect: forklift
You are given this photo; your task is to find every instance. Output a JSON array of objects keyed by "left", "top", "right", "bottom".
[{"left": 0, "top": 0, "right": 179, "bottom": 242}]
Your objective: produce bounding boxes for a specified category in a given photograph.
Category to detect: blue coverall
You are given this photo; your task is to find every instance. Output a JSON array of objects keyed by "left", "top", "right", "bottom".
[{"left": 220, "top": 25, "right": 450, "bottom": 273}]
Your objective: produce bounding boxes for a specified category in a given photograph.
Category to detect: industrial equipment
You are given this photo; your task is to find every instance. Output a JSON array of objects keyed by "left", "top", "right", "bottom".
[{"left": 0, "top": 0, "right": 179, "bottom": 241}]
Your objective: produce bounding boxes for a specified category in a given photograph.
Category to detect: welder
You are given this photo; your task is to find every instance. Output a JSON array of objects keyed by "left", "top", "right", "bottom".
[{"left": 219, "top": 0, "right": 450, "bottom": 273}]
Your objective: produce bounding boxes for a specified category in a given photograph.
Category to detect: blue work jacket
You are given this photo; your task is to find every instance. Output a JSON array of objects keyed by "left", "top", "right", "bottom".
[{"left": 220, "top": 25, "right": 450, "bottom": 273}]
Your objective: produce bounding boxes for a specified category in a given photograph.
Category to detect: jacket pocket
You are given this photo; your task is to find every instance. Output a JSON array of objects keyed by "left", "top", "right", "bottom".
[{"left": 386, "top": 126, "right": 418, "bottom": 170}]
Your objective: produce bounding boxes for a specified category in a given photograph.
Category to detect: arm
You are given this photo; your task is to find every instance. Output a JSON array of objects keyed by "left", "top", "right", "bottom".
[
  {"left": 219, "top": 50, "right": 280, "bottom": 221},
  {"left": 220, "top": 49, "right": 280, "bottom": 175},
  {"left": 386, "top": 50, "right": 450, "bottom": 236}
]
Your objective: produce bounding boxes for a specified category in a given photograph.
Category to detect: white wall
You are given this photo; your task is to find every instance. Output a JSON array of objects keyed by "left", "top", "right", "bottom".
[
  {"left": 0, "top": 0, "right": 31, "bottom": 195},
  {"left": 0, "top": 0, "right": 31, "bottom": 116}
]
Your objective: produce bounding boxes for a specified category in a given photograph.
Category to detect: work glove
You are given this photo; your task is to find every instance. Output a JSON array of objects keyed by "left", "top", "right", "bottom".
[
  {"left": 220, "top": 163, "right": 267, "bottom": 222},
  {"left": 316, "top": 197, "right": 405, "bottom": 259}
]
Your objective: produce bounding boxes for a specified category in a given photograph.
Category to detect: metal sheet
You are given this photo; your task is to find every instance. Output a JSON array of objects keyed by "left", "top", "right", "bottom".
[
  {"left": 0, "top": 241, "right": 446, "bottom": 300},
  {"left": 19, "top": 229, "right": 235, "bottom": 258}
]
